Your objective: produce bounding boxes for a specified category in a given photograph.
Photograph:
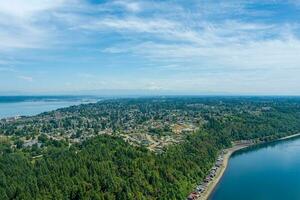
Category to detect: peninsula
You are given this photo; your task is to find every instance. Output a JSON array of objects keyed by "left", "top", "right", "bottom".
[{"left": 1, "top": 97, "right": 300, "bottom": 199}]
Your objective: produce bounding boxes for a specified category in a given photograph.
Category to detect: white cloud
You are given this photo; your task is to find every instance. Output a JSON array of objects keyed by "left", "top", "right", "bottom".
[
  {"left": 0, "top": 0, "right": 73, "bottom": 51},
  {"left": 18, "top": 75, "right": 33, "bottom": 82},
  {"left": 145, "top": 82, "right": 163, "bottom": 90},
  {"left": 1, "top": 0, "right": 300, "bottom": 94},
  {"left": 0, "top": 66, "right": 16, "bottom": 72},
  {"left": 78, "top": 17, "right": 178, "bottom": 34},
  {"left": 0, "top": 0, "right": 66, "bottom": 18},
  {"left": 100, "top": 17, "right": 300, "bottom": 71},
  {"left": 112, "top": 0, "right": 142, "bottom": 12}
]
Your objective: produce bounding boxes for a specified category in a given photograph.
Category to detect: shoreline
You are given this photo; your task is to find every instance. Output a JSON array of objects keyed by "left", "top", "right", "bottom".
[
  {"left": 0, "top": 99, "right": 98, "bottom": 120},
  {"left": 195, "top": 133, "right": 300, "bottom": 200},
  {"left": 197, "top": 143, "right": 251, "bottom": 200},
  {"left": 276, "top": 133, "right": 300, "bottom": 141}
]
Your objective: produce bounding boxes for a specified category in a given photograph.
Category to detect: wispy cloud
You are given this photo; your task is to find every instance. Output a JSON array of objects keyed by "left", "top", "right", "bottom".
[
  {"left": 18, "top": 75, "right": 33, "bottom": 82},
  {"left": 1, "top": 0, "right": 300, "bottom": 94},
  {"left": 0, "top": 0, "right": 72, "bottom": 50},
  {"left": 0, "top": 66, "right": 16, "bottom": 72},
  {"left": 112, "top": 0, "right": 142, "bottom": 12},
  {"left": 77, "top": 73, "right": 95, "bottom": 79}
]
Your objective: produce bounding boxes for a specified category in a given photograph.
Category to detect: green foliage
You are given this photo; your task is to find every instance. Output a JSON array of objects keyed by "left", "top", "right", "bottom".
[
  {"left": 0, "top": 134, "right": 222, "bottom": 200},
  {"left": 1, "top": 97, "right": 300, "bottom": 199},
  {"left": 38, "top": 134, "right": 48, "bottom": 143},
  {"left": 14, "top": 139, "right": 24, "bottom": 149}
]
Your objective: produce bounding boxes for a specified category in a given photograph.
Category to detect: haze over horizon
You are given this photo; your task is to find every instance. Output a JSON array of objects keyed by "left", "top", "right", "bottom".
[{"left": 1, "top": 0, "right": 300, "bottom": 95}]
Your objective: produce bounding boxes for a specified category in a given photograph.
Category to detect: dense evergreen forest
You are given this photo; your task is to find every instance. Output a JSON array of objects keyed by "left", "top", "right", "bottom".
[
  {"left": 0, "top": 133, "right": 228, "bottom": 200},
  {"left": 1, "top": 97, "right": 300, "bottom": 199}
]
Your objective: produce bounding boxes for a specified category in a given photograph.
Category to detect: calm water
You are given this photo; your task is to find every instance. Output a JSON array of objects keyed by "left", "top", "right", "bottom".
[
  {"left": 0, "top": 96, "right": 100, "bottom": 119},
  {"left": 210, "top": 136, "right": 300, "bottom": 200}
]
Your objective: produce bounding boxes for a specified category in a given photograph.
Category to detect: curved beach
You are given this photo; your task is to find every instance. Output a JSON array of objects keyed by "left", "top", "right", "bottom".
[
  {"left": 197, "top": 144, "right": 250, "bottom": 200},
  {"left": 197, "top": 133, "right": 300, "bottom": 200}
]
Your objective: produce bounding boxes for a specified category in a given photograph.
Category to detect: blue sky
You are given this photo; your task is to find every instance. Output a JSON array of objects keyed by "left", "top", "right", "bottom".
[{"left": 1, "top": 0, "right": 300, "bottom": 95}]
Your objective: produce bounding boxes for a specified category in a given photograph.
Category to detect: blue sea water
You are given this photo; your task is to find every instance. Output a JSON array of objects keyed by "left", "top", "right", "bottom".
[
  {"left": 210, "top": 136, "right": 300, "bottom": 200},
  {"left": 0, "top": 96, "right": 99, "bottom": 119}
]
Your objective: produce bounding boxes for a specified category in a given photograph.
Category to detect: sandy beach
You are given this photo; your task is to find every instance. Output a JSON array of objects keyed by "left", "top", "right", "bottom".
[
  {"left": 277, "top": 133, "right": 300, "bottom": 141},
  {"left": 196, "top": 133, "right": 300, "bottom": 200},
  {"left": 197, "top": 143, "right": 251, "bottom": 200}
]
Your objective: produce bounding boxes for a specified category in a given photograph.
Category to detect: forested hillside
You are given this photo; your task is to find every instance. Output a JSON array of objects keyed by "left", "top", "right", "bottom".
[
  {"left": 1, "top": 97, "right": 300, "bottom": 199},
  {"left": 0, "top": 132, "right": 229, "bottom": 200}
]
